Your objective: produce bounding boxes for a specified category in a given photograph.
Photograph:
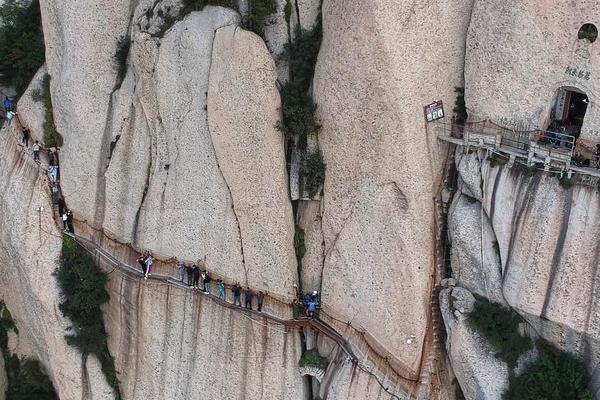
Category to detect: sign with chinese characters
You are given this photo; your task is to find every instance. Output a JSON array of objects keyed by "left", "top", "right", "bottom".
[
  {"left": 565, "top": 66, "right": 591, "bottom": 80},
  {"left": 424, "top": 100, "right": 444, "bottom": 122}
]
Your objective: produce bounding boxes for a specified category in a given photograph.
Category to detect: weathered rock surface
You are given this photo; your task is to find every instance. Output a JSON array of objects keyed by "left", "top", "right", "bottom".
[
  {"left": 16, "top": 66, "right": 47, "bottom": 141},
  {"left": 103, "top": 269, "right": 306, "bottom": 399},
  {"left": 440, "top": 287, "right": 510, "bottom": 400},
  {"left": 313, "top": 0, "right": 474, "bottom": 372},
  {"left": 466, "top": 0, "right": 600, "bottom": 139},
  {"left": 0, "top": 124, "right": 113, "bottom": 400},
  {"left": 208, "top": 24, "right": 297, "bottom": 297}
]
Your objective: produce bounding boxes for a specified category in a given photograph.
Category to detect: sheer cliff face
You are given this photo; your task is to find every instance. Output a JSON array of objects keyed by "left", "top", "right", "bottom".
[
  {"left": 447, "top": 151, "right": 600, "bottom": 395},
  {"left": 39, "top": 1, "right": 297, "bottom": 300},
  {"left": 313, "top": 0, "right": 474, "bottom": 373},
  {"left": 466, "top": 0, "right": 600, "bottom": 139}
]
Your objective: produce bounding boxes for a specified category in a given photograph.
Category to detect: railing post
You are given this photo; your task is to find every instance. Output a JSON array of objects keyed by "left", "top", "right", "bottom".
[{"left": 527, "top": 141, "right": 536, "bottom": 166}]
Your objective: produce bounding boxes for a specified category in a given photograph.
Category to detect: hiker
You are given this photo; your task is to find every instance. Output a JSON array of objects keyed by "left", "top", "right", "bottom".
[
  {"left": 307, "top": 301, "right": 317, "bottom": 319},
  {"left": 61, "top": 211, "right": 68, "bottom": 231},
  {"left": 32, "top": 141, "right": 41, "bottom": 161},
  {"left": 57, "top": 197, "right": 65, "bottom": 216},
  {"left": 257, "top": 291, "right": 265, "bottom": 312},
  {"left": 176, "top": 260, "right": 185, "bottom": 282},
  {"left": 203, "top": 270, "right": 211, "bottom": 294},
  {"left": 48, "top": 165, "right": 58, "bottom": 183},
  {"left": 144, "top": 254, "right": 154, "bottom": 280},
  {"left": 217, "top": 279, "right": 226, "bottom": 301},
  {"left": 3, "top": 97, "right": 12, "bottom": 112},
  {"left": 22, "top": 128, "right": 30, "bottom": 146},
  {"left": 47, "top": 148, "right": 55, "bottom": 166},
  {"left": 186, "top": 263, "right": 194, "bottom": 286},
  {"left": 192, "top": 264, "right": 200, "bottom": 288},
  {"left": 596, "top": 144, "right": 600, "bottom": 168},
  {"left": 50, "top": 183, "right": 60, "bottom": 203},
  {"left": 245, "top": 287, "right": 253, "bottom": 310},
  {"left": 232, "top": 283, "right": 242, "bottom": 306},
  {"left": 66, "top": 210, "right": 74, "bottom": 233},
  {"left": 6, "top": 110, "right": 16, "bottom": 126},
  {"left": 137, "top": 253, "right": 147, "bottom": 276}
]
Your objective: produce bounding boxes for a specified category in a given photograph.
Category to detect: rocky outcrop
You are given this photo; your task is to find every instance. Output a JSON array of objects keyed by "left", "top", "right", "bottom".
[
  {"left": 440, "top": 287, "right": 509, "bottom": 399},
  {"left": 313, "top": 0, "right": 475, "bottom": 374},
  {"left": 446, "top": 151, "right": 600, "bottom": 395},
  {"left": 0, "top": 123, "right": 112, "bottom": 400},
  {"left": 207, "top": 24, "right": 297, "bottom": 297},
  {"left": 466, "top": 0, "right": 600, "bottom": 139},
  {"left": 103, "top": 268, "right": 305, "bottom": 399}
]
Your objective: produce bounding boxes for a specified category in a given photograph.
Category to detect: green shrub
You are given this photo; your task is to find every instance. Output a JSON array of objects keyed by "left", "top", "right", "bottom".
[
  {"left": 300, "top": 151, "right": 325, "bottom": 197},
  {"left": 5, "top": 355, "right": 58, "bottom": 400},
  {"left": 453, "top": 87, "right": 468, "bottom": 125},
  {"left": 294, "top": 225, "right": 306, "bottom": 264},
  {"left": 468, "top": 297, "right": 533, "bottom": 368},
  {"left": 522, "top": 165, "right": 537, "bottom": 178},
  {"left": 503, "top": 339, "right": 593, "bottom": 400},
  {"left": 56, "top": 236, "right": 120, "bottom": 397},
  {"left": 277, "top": 83, "right": 320, "bottom": 142},
  {"left": 558, "top": 175, "right": 573, "bottom": 189},
  {"left": 114, "top": 36, "right": 130, "bottom": 89},
  {"left": 489, "top": 153, "right": 508, "bottom": 168},
  {"left": 33, "top": 74, "right": 63, "bottom": 148},
  {"left": 0, "top": 302, "right": 17, "bottom": 350},
  {"left": 241, "top": 0, "right": 277, "bottom": 36},
  {"left": 153, "top": 0, "right": 238, "bottom": 37},
  {"left": 0, "top": 0, "right": 45, "bottom": 98},
  {"left": 299, "top": 348, "right": 328, "bottom": 370}
]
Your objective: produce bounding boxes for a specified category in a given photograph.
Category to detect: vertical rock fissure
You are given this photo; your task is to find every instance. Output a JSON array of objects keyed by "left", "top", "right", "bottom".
[
  {"left": 131, "top": 139, "right": 153, "bottom": 246},
  {"left": 207, "top": 24, "right": 249, "bottom": 286},
  {"left": 541, "top": 187, "right": 573, "bottom": 317}
]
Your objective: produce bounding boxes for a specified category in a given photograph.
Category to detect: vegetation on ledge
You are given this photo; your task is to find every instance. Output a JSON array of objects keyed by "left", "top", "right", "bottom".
[
  {"left": 0, "top": 0, "right": 45, "bottom": 98},
  {"left": 56, "top": 236, "right": 120, "bottom": 398},
  {"left": 31, "top": 73, "right": 63, "bottom": 148},
  {"left": 468, "top": 296, "right": 532, "bottom": 369},
  {"left": 504, "top": 339, "right": 593, "bottom": 400},
  {"left": 299, "top": 348, "right": 328, "bottom": 370}
]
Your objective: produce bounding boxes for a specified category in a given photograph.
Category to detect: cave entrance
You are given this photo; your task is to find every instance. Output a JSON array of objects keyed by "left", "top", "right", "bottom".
[{"left": 548, "top": 87, "right": 589, "bottom": 140}]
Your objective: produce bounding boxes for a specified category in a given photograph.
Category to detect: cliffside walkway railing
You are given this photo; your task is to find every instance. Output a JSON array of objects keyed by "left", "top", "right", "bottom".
[
  {"left": 65, "top": 232, "right": 358, "bottom": 364},
  {"left": 433, "top": 120, "right": 600, "bottom": 179}
]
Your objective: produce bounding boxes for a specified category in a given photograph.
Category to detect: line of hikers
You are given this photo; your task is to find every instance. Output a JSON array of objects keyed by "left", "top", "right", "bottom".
[{"left": 136, "top": 254, "right": 267, "bottom": 311}]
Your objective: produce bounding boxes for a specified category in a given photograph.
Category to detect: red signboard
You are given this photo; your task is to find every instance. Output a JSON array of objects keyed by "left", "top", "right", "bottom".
[{"left": 424, "top": 100, "right": 444, "bottom": 122}]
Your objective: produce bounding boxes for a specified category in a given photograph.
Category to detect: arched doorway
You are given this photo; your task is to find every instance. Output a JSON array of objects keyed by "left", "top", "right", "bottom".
[{"left": 548, "top": 87, "right": 589, "bottom": 139}]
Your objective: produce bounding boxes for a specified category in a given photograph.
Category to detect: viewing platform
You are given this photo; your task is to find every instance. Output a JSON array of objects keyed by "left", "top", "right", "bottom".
[{"left": 433, "top": 120, "right": 600, "bottom": 180}]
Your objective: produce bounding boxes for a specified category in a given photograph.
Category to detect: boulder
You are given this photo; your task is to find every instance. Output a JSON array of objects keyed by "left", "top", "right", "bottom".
[
  {"left": 440, "top": 288, "right": 510, "bottom": 400},
  {"left": 207, "top": 24, "right": 297, "bottom": 298},
  {"left": 314, "top": 0, "right": 474, "bottom": 372}
]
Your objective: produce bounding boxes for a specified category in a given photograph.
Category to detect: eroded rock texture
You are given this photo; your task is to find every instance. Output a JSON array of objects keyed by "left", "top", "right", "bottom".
[{"left": 313, "top": 0, "right": 474, "bottom": 373}]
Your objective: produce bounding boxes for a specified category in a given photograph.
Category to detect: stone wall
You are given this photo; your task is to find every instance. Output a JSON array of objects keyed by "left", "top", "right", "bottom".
[{"left": 466, "top": 0, "right": 600, "bottom": 139}]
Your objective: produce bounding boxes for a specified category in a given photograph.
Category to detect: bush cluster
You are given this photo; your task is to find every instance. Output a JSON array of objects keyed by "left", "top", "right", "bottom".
[
  {"left": 299, "top": 348, "right": 328, "bottom": 370},
  {"left": 504, "top": 339, "right": 593, "bottom": 400},
  {"left": 558, "top": 174, "right": 573, "bottom": 189},
  {"left": 278, "top": 21, "right": 325, "bottom": 198},
  {"left": 453, "top": 87, "right": 468, "bottom": 125},
  {"left": 31, "top": 73, "right": 63, "bottom": 148},
  {"left": 468, "top": 296, "right": 532, "bottom": 368},
  {"left": 114, "top": 36, "right": 130, "bottom": 89},
  {"left": 0, "top": 302, "right": 58, "bottom": 400},
  {"left": 0, "top": 0, "right": 45, "bottom": 97},
  {"left": 56, "top": 236, "right": 120, "bottom": 397},
  {"left": 241, "top": 0, "right": 277, "bottom": 36},
  {"left": 488, "top": 153, "right": 508, "bottom": 168}
]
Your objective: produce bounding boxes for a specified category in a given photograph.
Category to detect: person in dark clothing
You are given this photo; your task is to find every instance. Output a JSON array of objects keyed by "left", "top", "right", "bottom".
[
  {"left": 66, "top": 210, "right": 74, "bottom": 233},
  {"left": 192, "top": 264, "right": 200, "bottom": 289},
  {"left": 257, "top": 291, "right": 264, "bottom": 312},
  {"left": 137, "top": 253, "right": 147, "bottom": 276},
  {"left": 57, "top": 198, "right": 65, "bottom": 216},
  {"left": 245, "top": 287, "right": 253, "bottom": 310},
  {"left": 186, "top": 264, "right": 194, "bottom": 286},
  {"left": 203, "top": 270, "right": 211, "bottom": 293},
  {"left": 3, "top": 97, "right": 12, "bottom": 112},
  {"left": 47, "top": 149, "right": 55, "bottom": 166},
  {"left": 22, "top": 128, "right": 30, "bottom": 147},
  {"left": 232, "top": 283, "right": 242, "bottom": 306}
]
